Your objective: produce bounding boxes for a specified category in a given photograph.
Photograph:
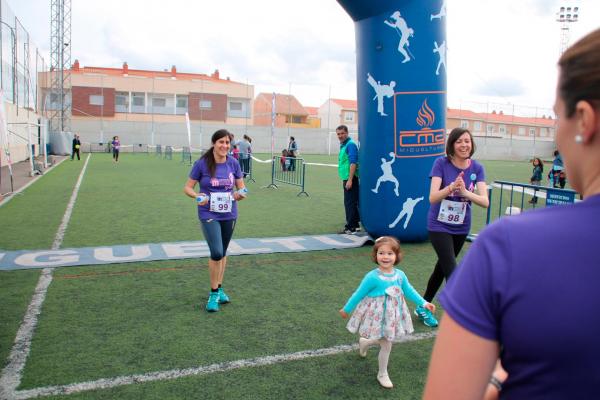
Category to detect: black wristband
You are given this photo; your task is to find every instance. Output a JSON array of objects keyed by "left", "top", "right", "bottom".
[{"left": 489, "top": 376, "right": 503, "bottom": 391}]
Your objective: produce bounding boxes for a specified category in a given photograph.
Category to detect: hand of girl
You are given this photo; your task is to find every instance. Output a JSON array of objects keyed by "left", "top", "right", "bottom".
[
  {"left": 423, "top": 302, "right": 436, "bottom": 313},
  {"left": 339, "top": 309, "right": 348, "bottom": 319},
  {"left": 233, "top": 191, "right": 243, "bottom": 201}
]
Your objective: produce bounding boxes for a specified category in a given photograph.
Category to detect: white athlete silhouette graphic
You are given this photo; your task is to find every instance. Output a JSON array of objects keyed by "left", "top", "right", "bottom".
[
  {"left": 384, "top": 11, "right": 415, "bottom": 63},
  {"left": 389, "top": 196, "right": 424, "bottom": 229},
  {"left": 433, "top": 41, "right": 446, "bottom": 76},
  {"left": 367, "top": 73, "right": 396, "bottom": 116},
  {"left": 372, "top": 152, "right": 400, "bottom": 196},
  {"left": 430, "top": 0, "right": 447, "bottom": 21}
]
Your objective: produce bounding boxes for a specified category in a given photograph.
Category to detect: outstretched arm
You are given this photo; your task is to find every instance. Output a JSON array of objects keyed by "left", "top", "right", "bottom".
[{"left": 424, "top": 314, "right": 499, "bottom": 400}]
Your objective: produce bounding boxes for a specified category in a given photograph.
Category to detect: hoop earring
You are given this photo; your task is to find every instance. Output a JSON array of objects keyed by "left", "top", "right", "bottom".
[{"left": 575, "top": 134, "right": 583, "bottom": 144}]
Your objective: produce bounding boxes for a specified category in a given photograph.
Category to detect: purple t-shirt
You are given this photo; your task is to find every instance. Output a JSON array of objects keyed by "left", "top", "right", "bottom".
[
  {"left": 189, "top": 155, "right": 242, "bottom": 221},
  {"left": 427, "top": 156, "right": 485, "bottom": 235},
  {"left": 440, "top": 194, "right": 600, "bottom": 399}
]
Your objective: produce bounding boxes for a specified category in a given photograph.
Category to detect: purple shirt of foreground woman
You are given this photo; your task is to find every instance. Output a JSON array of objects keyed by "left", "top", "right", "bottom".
[{"left": 440, "top": 194, "right": 600, "bottom": 399}]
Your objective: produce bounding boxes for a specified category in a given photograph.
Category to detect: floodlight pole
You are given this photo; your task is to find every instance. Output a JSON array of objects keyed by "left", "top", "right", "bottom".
[{"left": 556, "top": 5, "right": 579, "bottom": 55}]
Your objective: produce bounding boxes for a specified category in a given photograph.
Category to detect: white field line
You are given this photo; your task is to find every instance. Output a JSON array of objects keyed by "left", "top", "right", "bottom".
[
  {"left": 12, "top": 331, "right": 437, "bottom": 399},
  {"left": 52, "top": 153, "right": 92, "bottom": 250},
  {"left": 0, "top": 154, "right": 91, "bottom": 400}
]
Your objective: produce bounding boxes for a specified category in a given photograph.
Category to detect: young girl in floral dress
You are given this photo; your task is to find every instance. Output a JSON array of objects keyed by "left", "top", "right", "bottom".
[{"left": 339, "top": 236, "right": 436, "bottom": 389}]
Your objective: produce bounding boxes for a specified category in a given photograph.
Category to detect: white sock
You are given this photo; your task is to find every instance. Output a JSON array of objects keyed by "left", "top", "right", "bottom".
[{"left": 378, "top": 339, "right": 392, "bottom": 377}]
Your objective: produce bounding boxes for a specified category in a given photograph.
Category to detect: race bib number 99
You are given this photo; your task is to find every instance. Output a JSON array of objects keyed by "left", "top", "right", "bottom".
[
  {"left": 437, "top": 199, "right": 467, "bottom": 225},
  {"left": 210, "top": 192, "right": 233, "bottom": 213}
]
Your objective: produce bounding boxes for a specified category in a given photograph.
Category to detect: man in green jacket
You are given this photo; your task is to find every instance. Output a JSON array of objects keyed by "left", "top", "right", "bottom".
[{"left": 336, "top": 125, "right": 360, "bottom": 234}]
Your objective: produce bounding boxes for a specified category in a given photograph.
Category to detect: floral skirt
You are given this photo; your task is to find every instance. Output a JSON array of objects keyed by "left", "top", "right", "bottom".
[{"left": 346, "top": 295, "right": 414, "bottom": 341}]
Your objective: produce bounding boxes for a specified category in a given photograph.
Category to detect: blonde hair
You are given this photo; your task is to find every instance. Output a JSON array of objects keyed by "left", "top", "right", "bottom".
[{"left": 371, "top": 236, "right": 403, "bottom": 265}]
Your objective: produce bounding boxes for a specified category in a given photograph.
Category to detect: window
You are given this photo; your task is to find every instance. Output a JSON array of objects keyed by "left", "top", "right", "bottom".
[
  {"left": 228, "top": 99, "right": 249, "bottom": 118},
  {"left": 115, "top": 92, "right": 128, "bottom": 113},
  {"left": 474, "top": 121, "right": 482, "bottom": 131},
  {"left": 549, "top": 128, "right": 555, "bottom": 137},
  {"left": 460, "top": 120, "right": 469, "bottom": 129},
  {"left": 286, "top": 115, "right": 303, "bottom": 124},
  {"left": 176, "top": 95, "right": 188, "bottom": 115},
  {"left": 486, "top": 124, "right": 495, "bottom": 134},
  {"left": 529, "top": 127, "right": 536, "bottom": 136},
  {"left": 131, "top": 92, "right": 145, "bottom": 113},
  {"left": 499, "top": 124, "right": 506, "bottom": 135},
  {"left": 518, "top": 126, "right": 526, "bottom": 135},
  {"left": 199, "top": 100, "right": 212, "bottom": 109},
  {"left": 540, "top": 127, "right": 548, "bottom": 137},
  {"left": 149, "top": 94, "right": 173, "bottom": 114},
  {"left": 90, "top": 95, "right": 104, "bottom": 106},
  {"left": 344, "top": 111, "right": 355, "bottom": 122},
  {"left": 152, "top": 98, "right": 166, "bottom": 107}
]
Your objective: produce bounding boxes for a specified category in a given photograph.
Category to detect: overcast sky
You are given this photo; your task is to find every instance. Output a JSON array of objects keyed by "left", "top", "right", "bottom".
[{"left": 8, "top": 0, "right": 599, "bottom": 115}]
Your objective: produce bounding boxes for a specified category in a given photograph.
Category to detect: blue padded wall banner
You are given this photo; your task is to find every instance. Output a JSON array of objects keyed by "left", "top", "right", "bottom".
[{"left": 338, "top": 0, "right": 447, "bottom": 241}]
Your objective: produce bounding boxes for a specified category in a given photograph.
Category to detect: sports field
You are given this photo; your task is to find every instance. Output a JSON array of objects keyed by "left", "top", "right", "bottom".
[{"left": 0, "top": 153, "right": 540, "bottom": 399}]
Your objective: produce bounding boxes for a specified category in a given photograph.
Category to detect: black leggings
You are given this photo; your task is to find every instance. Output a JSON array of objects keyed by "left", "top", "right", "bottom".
[
  {"left": 200, "top": 219, "right": 236, "bottom": 261},
  {"left": 423, "top": 231, "right": 468, "bottom": 302}
]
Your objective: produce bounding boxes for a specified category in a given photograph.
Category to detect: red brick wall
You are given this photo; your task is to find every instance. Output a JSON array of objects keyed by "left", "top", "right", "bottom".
[
  {"left": 188, "top": 92, "right": 227, "bottom": 121},
  {"left": 72, "top": 86, "right": 115, "bottom": 117}
]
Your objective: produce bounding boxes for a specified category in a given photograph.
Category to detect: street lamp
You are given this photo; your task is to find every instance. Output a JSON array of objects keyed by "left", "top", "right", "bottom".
[{"left": 556, "top": 5, "right": 580, "bottom": 55}]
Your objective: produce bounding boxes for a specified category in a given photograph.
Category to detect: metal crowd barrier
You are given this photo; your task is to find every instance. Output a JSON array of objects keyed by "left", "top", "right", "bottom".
[{"left": 267, "top": 156, "right": 308, "bottom": 196}]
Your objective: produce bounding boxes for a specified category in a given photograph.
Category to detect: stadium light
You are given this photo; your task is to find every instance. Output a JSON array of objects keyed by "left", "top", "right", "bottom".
[{"left": 556, "top": 4, "right": 580, "bottom": 55}]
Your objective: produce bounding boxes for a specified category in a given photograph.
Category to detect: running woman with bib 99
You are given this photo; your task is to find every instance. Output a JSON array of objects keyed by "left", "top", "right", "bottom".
[
  {"left": 184, "top": 129, "right": 247, "bottom": 312},
  {"left": 415, "top": 128, "right": 489, "bottom": 327}
]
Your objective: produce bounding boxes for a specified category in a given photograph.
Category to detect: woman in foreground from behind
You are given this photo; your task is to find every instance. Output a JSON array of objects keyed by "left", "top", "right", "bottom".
[{"left": 424, "top": 28, "right": 600, "bottom": 400}]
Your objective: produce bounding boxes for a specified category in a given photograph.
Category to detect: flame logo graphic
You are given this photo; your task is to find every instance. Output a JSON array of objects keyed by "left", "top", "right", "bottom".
[{"left": 416, "top": 99, "right": 435, "bottom": 128}]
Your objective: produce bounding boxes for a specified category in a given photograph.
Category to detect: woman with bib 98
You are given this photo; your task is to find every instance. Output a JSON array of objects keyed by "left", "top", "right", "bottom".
[
  {"left": 414, "top": 128, "right": 489, "bottom": 327},
  {"left": 184, "top": 129, "right": 247, "bottom": 313}
]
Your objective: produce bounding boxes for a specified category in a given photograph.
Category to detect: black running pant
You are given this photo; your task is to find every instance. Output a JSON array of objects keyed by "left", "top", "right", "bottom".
[{"left": 423, "top": 231, "right": 467, "bottom": 302}]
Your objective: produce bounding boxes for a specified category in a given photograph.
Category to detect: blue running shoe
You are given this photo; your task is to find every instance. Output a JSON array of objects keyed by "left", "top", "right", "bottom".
[
  {"left": 414, "top": 305, "right": 438, "bottom": 327},
  {"left": 218, "top": 287, "right": 230, "bottom": 304},
  {"left": 206, "top": 291, "right": 220, "bottom": 312}
]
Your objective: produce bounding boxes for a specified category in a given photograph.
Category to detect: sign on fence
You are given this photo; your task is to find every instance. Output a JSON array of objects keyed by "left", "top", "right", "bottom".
[{"left": 546, "top": 188, "right": 576, "bottom": 206}]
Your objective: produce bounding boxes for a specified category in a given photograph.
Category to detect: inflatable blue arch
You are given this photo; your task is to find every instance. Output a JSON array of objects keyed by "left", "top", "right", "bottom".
[{"left": 338, "top": 0, "right": 447, "bottom": 242}]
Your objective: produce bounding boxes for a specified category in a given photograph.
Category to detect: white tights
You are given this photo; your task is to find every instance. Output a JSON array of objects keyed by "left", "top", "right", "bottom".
[{"left": 363, "top": 338, "right": 393, "bottom": 376}]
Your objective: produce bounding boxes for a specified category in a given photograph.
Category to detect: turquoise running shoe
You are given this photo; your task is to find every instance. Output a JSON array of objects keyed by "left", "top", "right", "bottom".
[
  {"left": 206, "top": 291, "right": 220, "bottom": 312},
  {"left": 414, "top": 305, "right": 438, "bottom": 327},
  {"left": 218, "top": 287, "right": 230, "bottom": 304}
]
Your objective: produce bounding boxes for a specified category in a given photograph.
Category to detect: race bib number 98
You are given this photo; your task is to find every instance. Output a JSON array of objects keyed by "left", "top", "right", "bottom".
[{"left": 437, "top": 199, "right": 467, "bottom": 225}]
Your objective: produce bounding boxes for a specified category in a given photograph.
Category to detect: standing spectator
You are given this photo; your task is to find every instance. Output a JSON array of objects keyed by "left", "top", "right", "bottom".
[
  {"left": 415, "top": 128, "right": 489, "bottom": 328},
  {"left": 111, "top": 136, "right": 121, "bottom": 162},
  {"left": 237, "top": 134, "right": 252, "bottom": 178},
  {"left": 529, "top": 157, "right": 543, "bottom": 204},
  {"left": 183, "top": 129, "right": 247, "bottom": 312},
  {"left": 336, "top": 125, "right": 360, "bottom": 234},
  {"left": 550, "top": 150, "right": 564, "bottom": 187},
  {"left": 424, "top": 28, "right": 600, "bottom": 399},
  {"left": 232, "top": 145, "right": 240, "bottom": 160},
  {"left": 287, "top": 136, "right": 298, "bottom": 171},
  {"left": 71, "top": 134, "right": 81, "bottom": 161}
]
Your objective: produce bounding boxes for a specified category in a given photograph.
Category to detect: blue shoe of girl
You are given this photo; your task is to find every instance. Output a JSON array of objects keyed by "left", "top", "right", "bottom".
[{"left": 218, "top": 287, "right": 230, "bottom": 304}]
